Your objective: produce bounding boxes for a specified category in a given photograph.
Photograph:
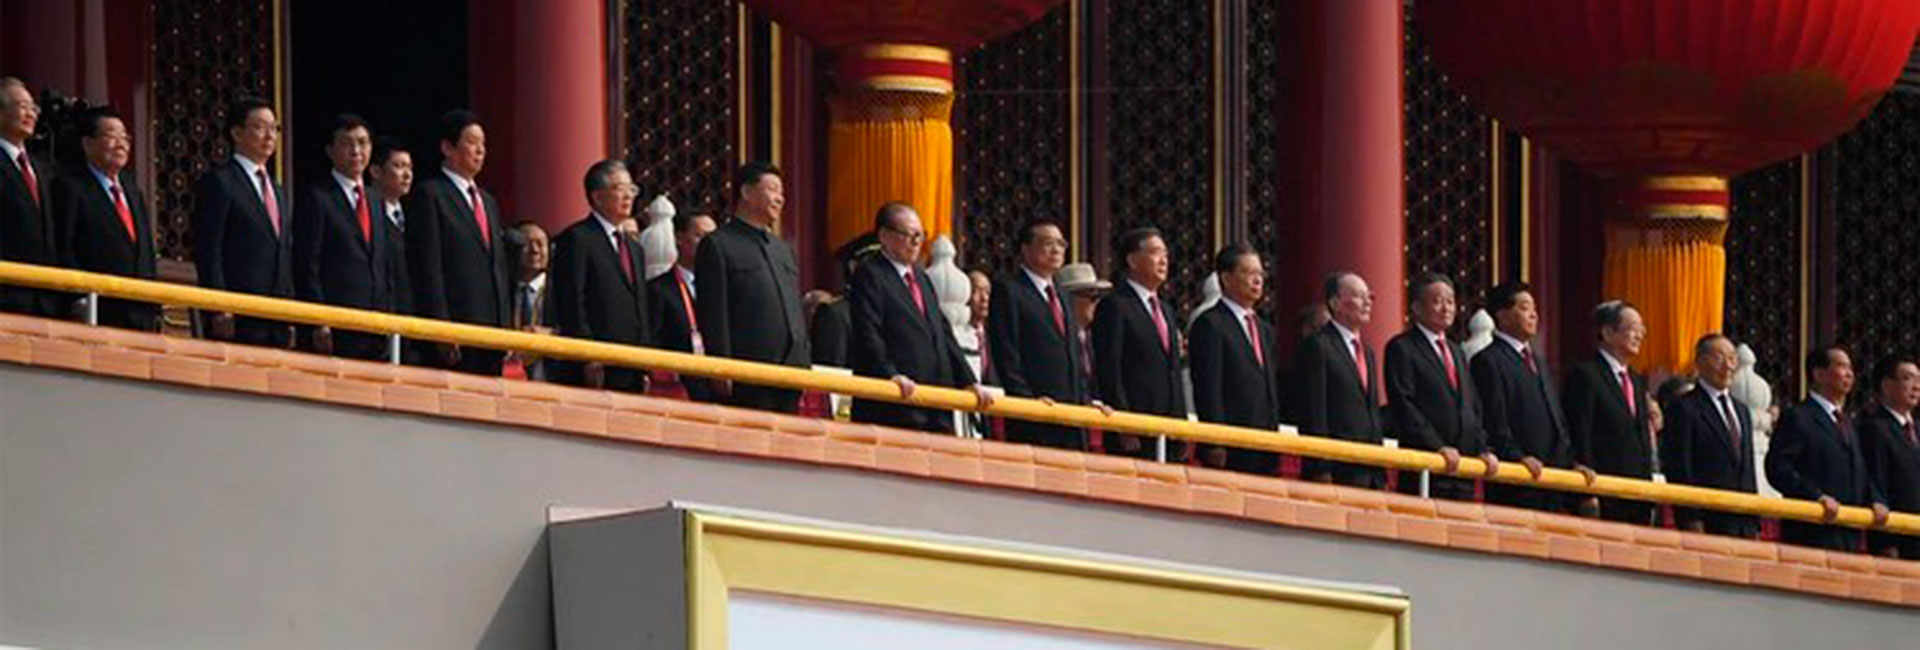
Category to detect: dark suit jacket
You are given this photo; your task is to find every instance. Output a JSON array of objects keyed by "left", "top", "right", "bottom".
[
  {"left": 48, "top": 169, "right": 157, "bottom": 330},
  {"left": 647, "top": 268, "right": 714, "bottom": 401},
  {"left": 693, "top": 217, "right": 808, "bottom": 369},
  {"left": 1188, "top": 302, "right": 1279, "bottom": 430},
  {"left": 404, "top": 173, "right": 510, "bottom": 328},
  {"left": 192, "top": 158, "right": 294, "bottom": 299},
  {"left": 1470, "top": 339, "right": 1572, "bottom": 465},
  {"left": 0, "top": 148, "right": 61, "bottom": 313},
  {"left": 1858, "top": 405, "right": 1920, "bottom": 516},
  {"left": 1564, "top": 354, "right": 1655, "bottom": 479},
  {"left": 1768, "top": 399, "right": 1883, "bottom": 549},
  {"left": 1659, "top": 387, "right": 1759, "bottom": 504},
  {"left": 811, "top": 298, "right": 852, "bottom": 368},
  {"left": 1090, "top": 285, "right": 1187, "bottom": 419},
  {"left": 1383, "top": 328, "right": 1485, "bottom": 454},
  {"left": 292, "top": 178, "right": 404, "bottom": 313},
  {"left": 1294, "top": 323, "right": 1383, "bottom": 444},
  {"left": 549, "top": 216, "right": 649, "bottom": 347},
  {"left": 987, "top": 270, "right": 1087, "bottom": 403},
  {"left": 379, "top": 202, "right": 413, "bottom": 316},
  {"left": 1767, "top": 399, "right": 1882, "bottom": 507},
  {"left": 847, "top": 255, "right": 976, "bottom": 431}
]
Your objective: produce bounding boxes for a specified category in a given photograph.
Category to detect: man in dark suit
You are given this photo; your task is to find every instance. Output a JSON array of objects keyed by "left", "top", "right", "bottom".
[
  {"left": 1766, "top": 343, "right": 1889, "bottom": 552},
  {"left": 548, "top": 159, "right": 650, "bottom": 393},
  {"left": 48, "top": 108, "right": 157, "bottom": 331},
  {"left": 292, "top": 114, "right": 403, "bottom": 361},
  {"left": 1189, "top": 243, "right": 1281, "bottom": 474},
  {"left": 648, "top": 211, "right": 717, "bottom": 401},
  {"left": 1767, "top": 345, "right": 1891, "bottom": 551},
  {"left": 405, "top": 109, "right": 512, "bottom": 375},
  {"left": 847, "top": 202, "right": 991, "bottom": 432},
  {"left": 1091, "top": 227, "right": 1187, "bottom": 460},
  {"left": 1856, "top": 356, "right": 1920, "bottom": 558},
  {"left": 369, "top": 137, "right": 414, "bottom": 320},
  {"left": 1471, "top": 282, "right": 1592, "bottom": 512},
  {"left": 1661, "top": 334, "right": 1761, "bottom": 538},
  {"left": 695, "top": 161, "right": 808, "bottom": 413},
  {"left": 1384, "top": 273, "right": 1496, "bottom": 500},
  {"left": 503, "top": 220, "right": 552, "bottom": 381},
  {"left": 192, "top": 96, "right": 296, "bottom": 348},
  {"left": 989, "top": 219, "right": 1095, "bottom": 450},
  {"left": 1294, "top": 271, "right": 1386, "bottom": 489},
  {"left": 1565, "top": 300, "right": 1656, "bottom": 524},
  {"left": 0, "top": 77, "right": 64, "bottom": 317}
]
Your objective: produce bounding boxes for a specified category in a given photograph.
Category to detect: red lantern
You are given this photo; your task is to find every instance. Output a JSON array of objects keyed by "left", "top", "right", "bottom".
[
  {"left": 745, "top": 0, "right": 1063, "bottom": 92},
  {"left": 1417, "top": 0, "right": 1920, "bottom": 372}
]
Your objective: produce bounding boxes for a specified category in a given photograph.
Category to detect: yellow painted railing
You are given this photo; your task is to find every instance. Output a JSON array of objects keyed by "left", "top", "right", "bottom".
[{"left": 1, "top": 260, "right": 1914, "bottom": 536}]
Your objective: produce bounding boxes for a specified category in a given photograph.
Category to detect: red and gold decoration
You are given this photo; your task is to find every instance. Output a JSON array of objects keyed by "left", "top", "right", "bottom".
[
  {"left": 1418, "top": 0, "right": 1920, "bottom": 372},
  {"left": 744, "top": 0, "right": 1065, "bottom": 250}
]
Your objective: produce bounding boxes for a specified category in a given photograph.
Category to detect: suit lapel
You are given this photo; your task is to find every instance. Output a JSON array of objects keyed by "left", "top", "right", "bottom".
[
  {"left": 225, "top": 161, "right": 275, "bottom": 238},
  {"left": 443, "top": 181, "right": 488, "bottom": 250}
]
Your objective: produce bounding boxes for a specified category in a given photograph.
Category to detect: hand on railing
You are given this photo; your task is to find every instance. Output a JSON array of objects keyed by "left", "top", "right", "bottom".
[{"left": 312, "top": 325, "right": 333, "bottom": 356}]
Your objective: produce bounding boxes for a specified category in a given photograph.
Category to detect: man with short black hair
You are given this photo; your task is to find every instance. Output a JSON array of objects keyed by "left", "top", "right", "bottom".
[
  {"left": 1471, "top": 282, "right": 1587, "bottom": 512},
  {"left": 406, "top": 109, "right": 512, "bottom": 375},
  {"left": 1857, "top": 355, "right": 1920, "bottom": 557},
  {"left": 848, "top": 202, "right": 991, "bottom": 432},
  {"left": 193, "top": 96, "right": 296, "bottom": 348},
  {"left": 0, "top": 77, "right": 63, "bottom": 317},
  {"left": 369, "top": 136, "right": 414, "bottom": 318},
  {"left": 1384, "top": 273, "right": 1494, "bottom": 500},
  {"left": 1769, "top": 345, "right": 1892, "bottom": 551},
  {"left": 649, "top": 210, "right": 718, "bottom": 401},
  {"left": 549, "top": 159, "right": 651, "bottom": 392},
  {"left": 1189, "top": 243, "right": 1281, "bottom": 473},
  {"left": 1565, "top": 300, "right": 1656, "bottom": 523},
  {"left": 49, "top": 108, "right": 157, "bottom": 331},
  {"left": 293, "top": 114, "right": 405, "bottom": 360},
  {"left": 989, "top": 218, "right": 1093, "bottom": 450},
  {"left": 1091, "top": 227, "right": 1186, "bottom": 460},
  {"left": 695, "top": 161, "right": 808, "bottom": 412}
]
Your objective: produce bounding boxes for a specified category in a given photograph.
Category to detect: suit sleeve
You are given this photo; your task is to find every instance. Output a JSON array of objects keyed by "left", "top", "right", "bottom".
[
  {"left": 1383, "top": 339, "right": 1444, "bottom": 450},
  {"left": 548, "top": 232, "right": 592, "bottom": 340},
  {"left": 1297, "top": 338, "right": 1330, "bottom": 435},
  {"left": 1764, "top": 410, "right": 1821, "bottom": 500},
  {"left": 1564, "top": 367, "right": 1598, "bottom": 468},
  {"left": 1189, "top": 316, "right": 1225, "bottom": 424},
  {"left": 389, "top": 229, "right": 413, "bottom": 316},
  {"left": 403, "top": 191, "right": 449, "bottom": 320},
  {"left": 1472, "top": 355, "right": 1520, "bottom": 459},
  {"left": 190, "top": 173, "right": 230, "bottom": 290},
  {"left": 1089, "top": 298, "right": 1128, "bottom": 410},
  {"left": 987, "top": 279, "right": 1031, "bottom": 397},
  {"left": 291, "top": 190, "right": 324, "bottom": 303},
  {"left": 846, "top": 266, "right": 898, "bottom": 379},
  {"left": 1859, "top": 421, "right": 1894, "bottom": 509},
  {"left": 692, "top": 234, "right": 731, "bottom": 358}
]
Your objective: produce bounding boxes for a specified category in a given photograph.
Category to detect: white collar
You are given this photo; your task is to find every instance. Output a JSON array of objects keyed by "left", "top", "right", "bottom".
[
  {"left": 442, "top": 167, "right": 477, "bottom": 197},
  {"left": 521, "top": 272, "right": 546, "bottom": 293},
  {"left": 1127, "top": 278, "right": 1159, "bottom": 309},
  {"left": 232, "top": 154, "right": 268, "bottom": 180},
  {"left": 0, "top": 138, "right": 23, "bottom": 163},
  {"left": 1222, "top": 297, "right": 1255, "bottom": 323},
  {"left": 591, "top": 211, "right": 622, "bottom": 239},
  {"left": 1331, "top": 319, "right": 1361, "bottom": 345},
  {"left": 676, "top": 264, "right": 695, "bottom": 284},
  {"left": 1495, "top": 330, "right": 1531, "bottom": 355},
  {"left": 330, "top": 169, "right": 362, "bottom": 203},
  {"left": 1022, "top": 266, "right": 1054, "bottom": 295},
  {"left": 1884, "top": 404, "right": 1912, "bottom": 428},
  {"left": 1810, "top": 392, "right": 1844, "bottom": 421},
  {"left": 1415, "top": 322, "right": 1447, "bottom": 343},
  {"left": 1599, "top": 349, "right": 1630, "bottom": 376},
  {"left": 1700, "top": 382, "right": 1732, "bottom": 403},
  {"left": 886, "top": 254, "right": 915, "bottom": 279},
  {"left": 383, "top": 198, "right": 403, "bottom": 214}
]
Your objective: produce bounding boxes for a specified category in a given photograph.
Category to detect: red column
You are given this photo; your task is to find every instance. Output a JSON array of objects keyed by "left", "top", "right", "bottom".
[
  {"left": 1274, "top": 0, "right": 1405, "bottom": 354},
  {"left": 469, "top": 0, "right": 608, "bottom": 233}
]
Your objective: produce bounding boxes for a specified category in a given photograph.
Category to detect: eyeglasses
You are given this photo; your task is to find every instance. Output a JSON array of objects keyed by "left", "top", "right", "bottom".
[{"left": 884, "top": 226, "right": 926, "bottom": 243}]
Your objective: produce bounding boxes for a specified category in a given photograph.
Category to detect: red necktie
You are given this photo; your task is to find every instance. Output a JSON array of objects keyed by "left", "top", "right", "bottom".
[
  {"left": 109, "top": 182, "right": 136, "bottom": 241},
  {"left": 17, "top": 152, "right": 39, "bottom": 206},
  {"left": 1046, "top": 285, "right": 1065, "bottom": 336},
  {"left": 1522, "top": 346, "right": 1538, "bottom": 374},
  {"left": 1350, "top": 336, "right": 1368, "bottom": 388},
  {"left": 618, "top": 235, "right": 635, "bottom": 283},
  {"left": 902, "top": 271, "right": 925, "bottom": 317},
  {"left": 1435, "top": 337, "right": 1458, "bottom": 389},
  {"left": 1618, "top": 369, "right": 1637, "bottom": 416},
  {"left": 1719, "top": 394, "right": 1741, "bottom": 453},
  {"left": 256, "top": 169, "right": 281, "bottom": 236},
  {"left": 1150, "top": 296, "right": 1170, "bottom": 353},
  {"left": 1245, "top": 313, "right": 1265, "bottom": 367},
  {"left": 467, "top": 185, "right": 491, "bottom": 247},
  {"left": 353, "top": 184, "right": 371, "bottom": 244}
]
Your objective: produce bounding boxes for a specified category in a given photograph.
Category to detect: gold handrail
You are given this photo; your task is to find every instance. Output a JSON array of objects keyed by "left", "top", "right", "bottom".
[{"left": 1, "top": 260, "right": 1914, "bottom": 536}]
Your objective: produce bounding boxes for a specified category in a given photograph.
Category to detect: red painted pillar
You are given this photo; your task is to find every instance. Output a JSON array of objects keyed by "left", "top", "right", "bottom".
[
  {"left": 469, "top": 0, "right": 608, "bottom": 233},
  {"left": 1274, "top": 0, "right": 1405, "bottom": 354}
]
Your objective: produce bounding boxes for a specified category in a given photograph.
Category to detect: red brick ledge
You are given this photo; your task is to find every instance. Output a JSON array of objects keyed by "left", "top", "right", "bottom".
[{"left": 2, "top": 312, "right": 1917, "bottom": 608}]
